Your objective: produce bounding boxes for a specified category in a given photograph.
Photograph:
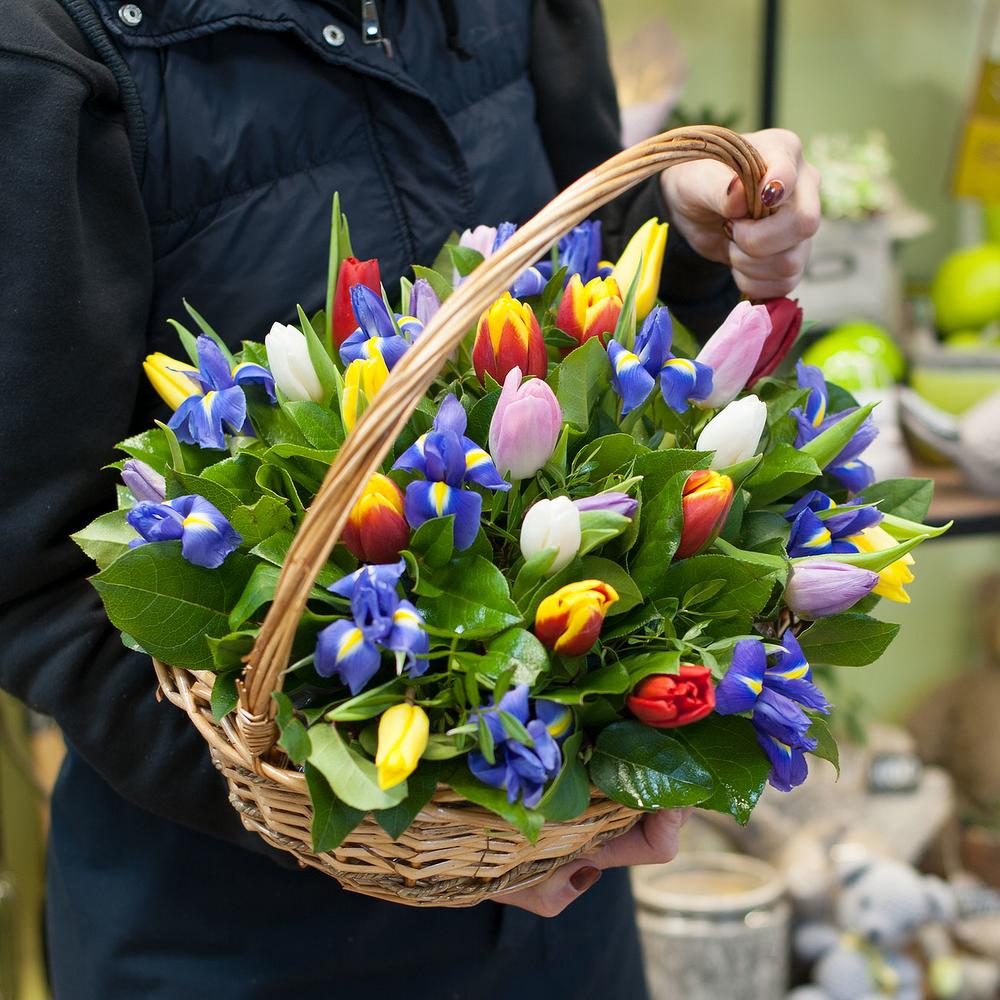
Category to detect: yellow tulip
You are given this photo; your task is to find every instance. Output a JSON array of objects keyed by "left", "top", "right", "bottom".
[
  {"left": 143, "top": 352, "right": 201, "bottom": 410},
  {"left": 611, "top": 217, "right": 668, "bottom": 320},
  {"left": 850, "top": 525, "right": 915, "bottom": 604},
  {"left": 341, "top": 354, "right": 389, "bottom": 432},
  {"left": 375, "top": 703, "right": 429, "bottom": 790}
]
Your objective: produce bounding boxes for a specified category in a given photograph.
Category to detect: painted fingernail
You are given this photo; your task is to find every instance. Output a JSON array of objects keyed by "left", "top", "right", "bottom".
[
  {"left": 722, "top": 220, "right": 734, "bottom": 241},
  {"left": 761, "top": 179, "right": 785, "bottom": 207},
  {"left": 570, "top": 866, "right": 602, "bottom": 893}
]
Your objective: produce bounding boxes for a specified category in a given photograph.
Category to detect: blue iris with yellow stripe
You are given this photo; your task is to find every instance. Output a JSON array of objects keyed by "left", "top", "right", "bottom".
[
  {"left": 127, "top": 493, "right": 242, "bottom": 569},
  {"left": 340, "top": 285, "right": 420, "bottom": 371},
  {"left": 784, "top": 489, "right": 884, "bottom": 558}
]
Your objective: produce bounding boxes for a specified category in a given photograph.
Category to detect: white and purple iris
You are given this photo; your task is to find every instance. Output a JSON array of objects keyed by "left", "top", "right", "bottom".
[
  {"left": 315, "top": 561, "right": 428, "bottom": 695},
  {"left": 339, "top": 285, "right": 421, "bottom": 371},
  {"left": 127, "top": 494, "right": 242, "bottom": 569},
  {"left": 468, "top": 684, "right": 573, "bottom": 808},
  {"left": 784, "top": 490, "right": 883, "bottom": 559},
  {"left": 792, "top": 361, "right": 878, "bottom": 494},
  {"left": 393, "top": 394, "right": 510, "bottom": 551},
  {"left": 168, "top": 336, "right": 275, "bottom": 449},
  {"left": 714, "top": 633, "right": 829, "bottom": 792},
  {"left": 607, "top": 307, "right": 714, "bottom": 415}
]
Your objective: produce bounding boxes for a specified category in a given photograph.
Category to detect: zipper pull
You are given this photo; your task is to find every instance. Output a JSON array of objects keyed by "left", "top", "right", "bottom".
[{"left": 360, "top": 1, "right": 393, "bottom": 58}]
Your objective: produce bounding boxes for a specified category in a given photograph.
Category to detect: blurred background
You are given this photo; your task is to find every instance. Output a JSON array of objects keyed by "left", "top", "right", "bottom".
[{"left": 2, "top": 1, "right": 1000, "bottom": 997}]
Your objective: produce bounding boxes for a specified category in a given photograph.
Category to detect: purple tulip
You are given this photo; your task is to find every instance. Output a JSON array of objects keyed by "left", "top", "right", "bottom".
[
  {"left": 573, "top": 491, "right": 638, "bottom": 519},
  {"left": 121, "top": 459, "right": 166, "bottom": 503},
  {"left": 408, "top": 278, "right": 441, "bottom": 326},
  {"left": 488, "top": 367, "right": 562, "bottom": 481},
  {"left": 784, "top": 560, "right": 879, "bottom": 619},
  {"left": 695, "top": 301, "right": 772, "bottom": 409}
]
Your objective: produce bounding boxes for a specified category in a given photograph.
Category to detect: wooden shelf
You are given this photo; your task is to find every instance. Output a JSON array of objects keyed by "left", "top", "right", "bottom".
[{"left": 914, "top": 460, "right": 1000, "bottom": 535}]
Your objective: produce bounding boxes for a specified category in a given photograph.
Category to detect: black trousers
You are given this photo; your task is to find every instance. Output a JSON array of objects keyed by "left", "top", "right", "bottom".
[{"left": 46, "top": 750, "right": 649, "bottom": 999}]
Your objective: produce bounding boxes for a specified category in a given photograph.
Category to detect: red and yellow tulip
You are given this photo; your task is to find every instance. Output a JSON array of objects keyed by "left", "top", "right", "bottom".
[
  {"left": 555, "top": 274, "right": 623, "bottom": 348},
  {"left": 676, "top": 470, "right": 735, "bottom": 560},
  {"left": 534, "top": 580, "right": 619, "bottom": 656},
  {"left": 473, "top": 292, "right": 547, "bottom": 385},
  {"left": 341, "top": 473, "right": 410, "bottom": 564},
  {"left": 375, "top": 703, "right": 429, "bottom": 790}
]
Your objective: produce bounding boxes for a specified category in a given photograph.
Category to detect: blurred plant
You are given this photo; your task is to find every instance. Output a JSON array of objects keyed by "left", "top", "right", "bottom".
[{"left": 808, "top": 131, "right": 893, "bottom": 220}]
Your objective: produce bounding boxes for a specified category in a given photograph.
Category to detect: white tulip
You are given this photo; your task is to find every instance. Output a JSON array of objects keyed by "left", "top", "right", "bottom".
[
  {"left": 696, "top": 394, "right": 768, "bottom": 469},
  {"left": 520, "top": 496, "right": 581, "bottom": 575},
  {"left": 264, "top": 322, "right": 324, "bottom": 403}
]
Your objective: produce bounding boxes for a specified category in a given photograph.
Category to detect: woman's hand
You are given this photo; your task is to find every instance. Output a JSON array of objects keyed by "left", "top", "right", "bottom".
[
  {"left": 660, "top": 128, "right": 821, "bottom": 300},
  {"left": 496, "top": 808, "right": 691, "bottom": 918}
]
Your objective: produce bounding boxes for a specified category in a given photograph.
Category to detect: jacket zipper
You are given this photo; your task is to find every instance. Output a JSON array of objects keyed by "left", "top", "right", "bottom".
[{"left": 360, "top": 1, "right": 393, "bottom": 58}]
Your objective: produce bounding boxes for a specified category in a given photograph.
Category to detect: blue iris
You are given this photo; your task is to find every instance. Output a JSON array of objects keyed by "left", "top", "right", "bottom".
[
  {"left": 715, "top": 633, "right": 829, "bottom": 792},
  {"left": 467, "top": 684, "right": 573, "bottom": 808},
  {"left": 608, "top": 307, "right": 713, "bottom": 415},
  {"left": 168, "top": 336, "right": 276, "bottom": 450},
  {"left": 491, "top": 222, "right": 549, "bottom": 298},
  {"left": 393, "top": 395, "right": 509, "bottom": 551},
  {"left": 784, "top": 490, "right": 884, "bottom": 558},
  {"left": 340, "top": 285, "right": 418, "bottom": 371},
  {"left": 537, "top": 220, "right": 607, "bottom": 286},
  {"left": 315, "top": 561, "right": 429, "bottom": 695},
  {"left": 127, "top": 494, "right": 242, "bottom": 569},
  {"left": 792, "top": 361, "right": 878, "bottom": 494}
]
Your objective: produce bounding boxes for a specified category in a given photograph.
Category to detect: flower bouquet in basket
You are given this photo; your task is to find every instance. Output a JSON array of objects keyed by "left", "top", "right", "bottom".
[{"left": 75, "top": 130, "right": 947, "bottom": 905}]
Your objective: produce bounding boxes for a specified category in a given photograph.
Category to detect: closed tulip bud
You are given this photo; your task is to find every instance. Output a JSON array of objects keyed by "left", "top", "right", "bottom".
[
  {"left": 555, "top": 274, "right": 623, "bottom": 348},
  {"left": 473, "top": 292, "right": 547, "bottom": 385},
  {"left": 749, "top": 298, "right": 803, "bottom": 385},
  {"left": 143, "top": 352, "right": 200, "bottom": 410},
  {"left": 264, "top": 322, "right": 324, "bottom": 403},
  {"left": 611, "top": 217, "right": 668, "bottom": 320},
  {"left": 676, "top": 470, "right": 735, "bottom": 559},
  {"left": 626, "top": 665, "right": 716, "bottom": 728},
  {"left": 520, "top": 496, "right": 582, "bottom": 575},
  {"left": 535, "top": 580, "right": 619, "bottom": 656},
  {"left": 784, "top": 561, "right": 879, "bottom": 619},
  {"left": 332, "top": 257, "right": 382, "bottom": 348},
  {"left": 847, "top": 525, "right": 916, "bottom": 604},
  {"left": 375, "top": 703, "right": 429, "bottom": 790},
  {"left": 489, "top": 367, "right": 562, "bottom": 480},
  {"left": 695, "top": 301, "right": 773, "bottom": 408},
  {"left": 696, "top": 395, "right": 768, "bottom": 469},
  {"left": 341, "top": 355, "right": 389, "bottom": 432},
  {"left": 121, "top": 459, "right": 166, "bottom": 504},
  {"left": 341, "top": 474, "right": 410, "bottom": 564}
]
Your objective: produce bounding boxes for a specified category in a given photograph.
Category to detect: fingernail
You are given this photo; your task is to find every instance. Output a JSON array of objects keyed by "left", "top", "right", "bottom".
[
  {"left": 570, "top": 866, "right": 602, "bottom": 893},
  {"left": 722, "top": 220, "right": 734, "bottom": 241},
  {"left": 726, "top": 176, "right": 739, "bottom": 196},
  {"left": 761, "top": 179, "right": 785, "bottom": 207}
]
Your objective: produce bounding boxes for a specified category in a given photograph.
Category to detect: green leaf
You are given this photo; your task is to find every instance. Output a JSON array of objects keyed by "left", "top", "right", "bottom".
[
  {"left": 575, "top": 434, "right": 648, "bottom": 480},
  {"left": 551, "top": 337, "right": 611, "bottom": 430},
  {"left": 166, "top": 318, "right": 200, "bottom": 365},
  {"left": 620, "top": 650, "right": 681, "bottom": 686},
  {"left": 578, "top": 556, "right": 642, "bottom": 616},
  {"left": 486, "top": 628, "right": 550, "bottom": 686},
  {"left": 746, "top": 445, "right": 823, "bottom": 507},
  {"left": 72, "top": 510, "right": 136, "bottom": 570},
  {"left": 209, "top": 672, "right": 239, "bottom": 721},
  {"left": 578, "top": 510, "right": 632, "bottom": 555},
  {"left": 542, "top": 661, "right": 631, "bottom": 703},
  {"left": 537, "top": 731, "right": 590, "bottom": 822},
  {"left": 657, "top": 554, "right": 778, "bottom": 624},
  {"left": 183, "top": 299, "right": 235, "bottom": 365},
  {"left": 324, "top": 192, "right": 344, "bottom": 354},
  {"left": 445, "top": 764, "right": 545, "bottom": 842},
  {"left": 92, "top": 545, "right": 256, "bottom": 671},
  {"left": 407, "top": 516, "right": 455, "bottom": 570},
  {"left": 412, "top": 264, "right": 453, "bottom": 303},
  {"left": 325, "top": 679, "right": 406, "bottom": 722},
  {"left": 807, "top": 715, "right": 841, "bottom": 778},
  {"left": 284, "top": 401, "right": 345, "bottom": 450},
  {"left": 373, "top": 762, "right": 442, "bottom": 840},
  {"left": 589, "top": 721, "right": 714, "bottom": 810},
  {"left": 273, "top": 690, "right": 312, "bottom": 763},
  {"left": 166, "top": 470, "right": 243, "bottom": 517},
  {"left": 307, "top": 723, "right": 407, "bottom": 811},
  {"left": 418, "top": 555, "right": 522, "bottom": 638},
  {"left": 199, "top": 454, "right": 263, "bottom": 501},
  {"left": 798, "top": 613, "right": 900, "bottom": 666},
  {"left": 466, "top": 390, "right": 500, "bottom": 447},
  {"left": 629, "top": 470, "right": 689, "bottom": 596},
  {"left": 250, "top": 530, "right": 343, "bottom": 589},
  {"left": 798, "top": 402, "right": 877, "bottom": 470},
  {"left": 674, "top": 715, "right": 771, "bottom": 824},
  {"left": 447, "top": 244, "right": 484, "bottom": 278},
  {"left": 228, "top": 562, "right": 282, "bottom": 629},
  {"left": 794, "top": 533, "right": 927, "bottom": 572},
  {"left": 633, "top": 449, "right": 710, "bottom": 501},
  {"left": 610, "top": 263, "right": 641, "bottom": 349},
  {"left": 229, "top": 495, "right": 292, "bottom": 548},
  {"left": 117, "top": 428, "right": 171, "bottom": 469},
  {"left": 879, "top": 512, "right": 951, "bottom": 541},
  {"left": 870, "top": 478, "right": 935, "bottom": 522},
  {"left": 305, "top": 762, "right": 366, "bottom": 853},
  {"left": 206, "top": 630, "right": 257, "bottom": 671},
  {"left": 297, "top": 305, "right": 340, "bottom": 405}
]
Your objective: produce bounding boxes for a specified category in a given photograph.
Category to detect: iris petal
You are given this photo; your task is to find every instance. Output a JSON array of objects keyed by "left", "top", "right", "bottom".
[
  {"left": 609, "top": 340, "right": 656, "bottom": 414},
  {"left": 315, "top": 619, "right": 383, "bottom": 694},
  {"left": 715, "top": 639, "right": 768, "bottom": 715},
  {"left": 404, "top": 481, "right": 483, "bottom": 550}
]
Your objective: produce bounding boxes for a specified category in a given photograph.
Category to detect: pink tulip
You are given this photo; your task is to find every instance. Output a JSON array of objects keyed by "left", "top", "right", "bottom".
[
  {"left": 488, "top": 367, "right": 562, "bottom": 481},
  {"left": 695, "top": 301, "right": 772, "bottom": 408}
]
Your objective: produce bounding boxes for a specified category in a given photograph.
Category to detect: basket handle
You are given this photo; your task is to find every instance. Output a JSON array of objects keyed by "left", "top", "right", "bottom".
[{"left": 236, "top": 125, "right": 770, "bottom": 756}]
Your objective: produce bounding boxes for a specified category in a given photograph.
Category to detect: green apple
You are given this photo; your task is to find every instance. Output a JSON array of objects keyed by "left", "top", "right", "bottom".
[
  {"left": 802, "top": 321, "right": 905, "bottom": 391},
  {"left": 944, "top": 330, "right": 992, "bottom": 351},
  {"left": 931, "top": 243, "right": 1000, "bottom": 333}
]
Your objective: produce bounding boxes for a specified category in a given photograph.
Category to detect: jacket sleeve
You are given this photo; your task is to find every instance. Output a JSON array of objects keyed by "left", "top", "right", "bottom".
[
  {"left": 529, "top": 0, "right": 739, "bottom": 337},
  {"left": 0, "top": 42, "right": 292, "bottom": 863}
]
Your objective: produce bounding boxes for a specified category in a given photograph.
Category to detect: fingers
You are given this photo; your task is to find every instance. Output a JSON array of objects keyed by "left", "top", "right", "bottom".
[
  {"left": 729, "top": 166, "right": 821, "bottom": 257},
  {"left": 740, "top": 127, "right": 805, "bottom": 208},
  {"left": 586, "top": 808, "right": 688, "bottom": 870},
  {"left": 497, "top": 860, "right": 603, "bottom": 918}
]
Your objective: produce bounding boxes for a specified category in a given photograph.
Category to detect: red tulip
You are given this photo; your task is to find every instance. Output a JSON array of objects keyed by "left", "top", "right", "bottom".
[
  {"left": 675, "top": 470, "right": 734, "bottom": 560},
  {"left": 555, "top": 274, "right": 623, "bottom": 348},
  {"left": 341, "top": 473, "right": 410, "bottom": 563},
  {"left": 626, "top": 665, "right": 716, "bottom": 728},
  {"left": 332, "top": 257, "right": 382, "bottom": 348},
  {"left": 749, "top": 298, "right": 803, "bottom": 385}
]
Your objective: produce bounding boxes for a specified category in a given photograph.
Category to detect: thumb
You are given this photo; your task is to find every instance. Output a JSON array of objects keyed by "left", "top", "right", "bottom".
[
  {"left": 675, "top": 158, "right": 751, "bottom": 220},
  {"left": 499, "top": 860, "right": 603, "bottom": 917}
]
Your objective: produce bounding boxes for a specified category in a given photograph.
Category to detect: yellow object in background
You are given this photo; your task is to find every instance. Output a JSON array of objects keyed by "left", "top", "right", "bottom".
[{"left": 953, "top": 61, "right": 1000, "bottom": 200}]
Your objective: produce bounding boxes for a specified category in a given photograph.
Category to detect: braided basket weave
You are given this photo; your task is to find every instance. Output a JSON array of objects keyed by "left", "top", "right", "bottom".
[{"left": 154, "top": 125, "right": 770, "bottom": 906}]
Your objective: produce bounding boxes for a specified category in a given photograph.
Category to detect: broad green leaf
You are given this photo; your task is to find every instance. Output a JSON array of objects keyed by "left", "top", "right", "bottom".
[
  {"left": 550, "top": 337, "right": 611, "bottom": 430},
  {"left": 72, "top": 510, "right": 136, "bottom": 570},
  {"left": 305, "top": 762, "right": 366, "bottom": 853},
  {"left": 870, "top": 478, "right": 935, "bottom": 522},
  {"left": 578, "top": 510, "right": 632, "bottom": 555},
  {"left": 798, "top": 613, "right": 900, "bottom": 666},
  {"left": 747, "top": 445, "right": 823, "bottom": 507},
  {"left": 575, "top": 433, "right": 648, "bottom": 481},
  {"left": 325, "top": 678, "right": 406, "bottom": 722},
  {"left": 273, "top": 691, "right": 311, "bottom": 763},
  {"left": 445, "top": 764, "right": 544, "bottom": 842},
  {"left": 229, "top": 495, "right": 292, "bottom": 548},
  {"left": 448, "top": 244, "right": 484, "bottom": 278},
  {"left": 590, "top": 721, "right": 714, "bottom": 810},
  {"left": 629, "top": 470, "right": 689, "bottom": 596},
  {"left": 250, "top": 530, "right": 343, "bottom": 588},
  {"left": 199, "top": 454, "right": 262, "bottom": 501},
  {"left": 307, "top": 723, "right": 407, "bottom": 811},
  {"left": 206, "top": 630, "right": 257, "bottom": 671},
  {"left": 412, "top": 264, "right": 453, "bottom": 303},
  {"left": 578, "top": 556, "right": 642, "bottom": 616},
  {"left": 807, "top": 715, "right": 841, "bottom": 778},
  {"left": 542, "top": 662, "right": 631, "bottom": 703},
  {"left": 466, "top": 390, "right": 500, "bottom": 447},
  {"left": 228, "top": 562, "right": 282, "bottom": 629},
  {"left": 92, "top": 544, "right": 256, "bottom": 671},
  {"left": 418, "top": 555, "right": 521, "bottom": 638},
  {"left": 373, "top": 762, "right": 442, "bottom": 840},
  {"left": 486, "top": 628, "right": 550, "bottom": 686},
  {"left": 537, "top": 731, "right": 590, "bottom": 822},
  {"left": 167, "top": 469, "right": 243, "bottom": 517},
  {"left": 117, "top": 428, "right": 171, "bottom": 469},
  {"left": 620, "top": 650, "right": 681, "bottom": 685},
  {"left": 657, "top": 554, "right": 778, "bottom": 624},
  {"left": 209, "top": 672, "right": 239, "bottom": 721},
  {"left": 633, "top": 449, "right": 711, "bottom": 502},
  {"left": 284, "top": 400, "right": 345, "bottom": 450},
  {"left": 407, "top": 516, "right": 455, "bottom": 570}
]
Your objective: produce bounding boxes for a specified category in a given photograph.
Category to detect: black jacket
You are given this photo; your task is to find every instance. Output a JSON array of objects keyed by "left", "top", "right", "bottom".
[{"left": 0, "top": 2, "right": 735, "bottom": 996}]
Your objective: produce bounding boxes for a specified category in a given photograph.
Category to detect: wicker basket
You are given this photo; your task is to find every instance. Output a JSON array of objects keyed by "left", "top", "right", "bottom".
[{"left": 154, "top": 125, "right": 770, "bottom": 906}]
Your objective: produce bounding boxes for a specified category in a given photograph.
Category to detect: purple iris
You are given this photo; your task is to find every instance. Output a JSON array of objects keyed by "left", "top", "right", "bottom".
[
  {"left": 315, "top": 561, "right": 429, "bottom": 695},
  {"left": 467, "top": 684, "right": 573, "bottom": 808},
  {"left": 573, "top": 491, "right": 639, "bottom": 519},
  {"left": 393, "top": 395, "right": 510, "bottom": 551},
  {"left": 168, "top": 336, "right": 276, "bottom": 450},
  {"left": 408, "top": 279, "right": 441, "bottom": 326},
  {"left": 608, "top": 307, "right": 713, "bottom": 414},
  {"left": 715, "top": 633, "right": 829, "bottom": 792},
  {"left": 127, "top": 494, "right": 242, "bottom": 569},
  {"left": 784, "top": 490, "right": 884, "bottom": 558},
  {"left": 537, "top": 220, "right": 607, "bottom": 285},
  {"left": 792, "top": 361, "right": 878, "bottom": 494},
  {"left": 340, "top": 285, "right": 419, "bottom": 371},
  {"left": 121, "top": 459, "right": 166, "bottom": 503}
]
